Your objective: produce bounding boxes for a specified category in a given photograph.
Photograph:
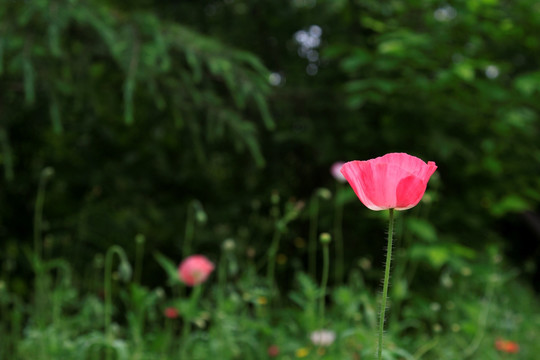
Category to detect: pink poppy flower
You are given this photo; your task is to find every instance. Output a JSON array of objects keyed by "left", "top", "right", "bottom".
[
  {"left": 178, "top": 255, "right": 215, "bottom": 286},
  {"left": 341, "top": 153, "right": 437, "bottom": 211},
  {"left": 330, "top": 162, "right": 347, "bottom": 182},
  {"left": 164, "top": 307, "right": 179, "bottom": 319}
]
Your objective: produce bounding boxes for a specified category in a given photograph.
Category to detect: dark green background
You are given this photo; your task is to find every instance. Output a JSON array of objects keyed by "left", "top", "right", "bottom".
[{"left": 1, "top": 0, "right": 539, "bottom": 293}]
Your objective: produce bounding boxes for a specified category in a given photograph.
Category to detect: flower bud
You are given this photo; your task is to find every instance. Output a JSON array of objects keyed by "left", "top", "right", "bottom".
[
  {"left": 135, "top": 234, "right": 146, "bottom": 244},
  {"left": 319, "top": 232, "right": 332, "bottom": 244},
  {"left": 222, "top": 238, "right": 236, "bottom": 251},
  {"left": 317, "top": 188, "right": 332, "bottom": 200},
  {"left": 42, "top": 167, "right": 55, "bottom": 179},
  {"left": 330, "top": 162, "right": 347, "bottom": 182},
  {"left": 118, "top": 261, "right": 132, "bottom": 282},
  {"left": 271, "top": 191, "right": 280, "bottom": 205},
  {"left": 195, "top": 210, "right": 207, "bottom": 224}
]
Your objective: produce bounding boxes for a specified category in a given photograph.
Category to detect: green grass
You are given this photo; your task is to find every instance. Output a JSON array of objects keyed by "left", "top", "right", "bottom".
[{"left": 1, "top": 236, "right": 538, "bottom": 360}]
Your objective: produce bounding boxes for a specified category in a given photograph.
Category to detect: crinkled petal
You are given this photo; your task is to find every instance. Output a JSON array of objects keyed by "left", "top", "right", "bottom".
[
  {"left": 341, "top": 160, "right": 385, "bottom": 210},
  {"left": 394, "top": 175, "right": 427, "bottom": 210},
  {"left": 341, "top": 153, "right": 437, "bottom": 211}
]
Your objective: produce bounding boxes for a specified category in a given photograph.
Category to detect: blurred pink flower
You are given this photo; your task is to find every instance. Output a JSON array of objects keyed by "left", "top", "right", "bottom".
[
  {"left": 178, "top": 255, "right": 215, "bottom": 286},
  {"left": 164, "top": 307, "right": 179, "bottom": 319},
  {"left": 341, "top": 153, "right": 437, "bottom": 211},
  {"left": 330, "top": 162, "right": 347, "bottom": 182}
]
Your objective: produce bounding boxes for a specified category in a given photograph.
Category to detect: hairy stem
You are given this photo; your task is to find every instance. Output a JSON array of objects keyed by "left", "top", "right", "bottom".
[{"left": 378, "top": 209, "right": 394, "bottom": 360}]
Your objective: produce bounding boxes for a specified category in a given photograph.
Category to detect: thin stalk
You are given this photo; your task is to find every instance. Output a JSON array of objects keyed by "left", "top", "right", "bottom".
[
  {"left": 104, "top": 245, "right": 130, "bottom": 360},
  {"left": 182, "top": 284, "right": 204, "bottom": 341},
  {"left": 164, "top": 316, "right": 173, "bottom": 357},
  {"left": 0, "top": 127, "right": 14, "bottom": 181},
  {"left": 378, "top": 209, "right": 395, "bottom": 360},
  {"left": 266, "top": 229, "right": 282, "bottom": 288},
  {"left": 183, "top": 205, "right": 195, "bottom": 257},
  {"left": 309, "top": 197, "right": 319, "bottom": 278},
  {"left": 34, "top": 168, "right": 53, "bottom": 263},
  {"left": 319, "top": 240, "right": 330, "bottom": 329},
  {"left": 33, "top": 167, "right": 54, "bottom": 356},
  {"left": 218, "top": 251, "right": 227, "bottom": 306},
  {"left": 333, "top": 182, "right": 344, "bottom": 284},
  {"left": 134, "top": 234, "right": 145, "bottom": 284},
  {"left": 463, "top": 275, "right": 496, "bottom": 358}
]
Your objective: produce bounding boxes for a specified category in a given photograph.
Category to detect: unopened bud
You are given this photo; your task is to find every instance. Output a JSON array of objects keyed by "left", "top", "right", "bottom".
[
  {"left": 135, "top": 234, "right": 146, "bottom": 244},
  {"left": 195, "top": 210, "right": 207, "bottom": 224},
  {"left": 319, "top": 232, "right": 332, "bottom": 244},
  {"left": 271, "top": 191, "right": 280, "bottom": 205},
  {"left": 42, "top": 167, "right": 55, "bottom": 179},
  {"left": 317, "top": 188, "right": 332, "bottom": 200},
  {"left": 222, "top": 238, "right": 236, "bottom": 251},
  {"left": 118, "top": 261, "right": 132, "bottom": 282},
  {"left": 155, "top": 288, "right": 165, "bottom": 298},
  {"left": 94, "top": 254, "right": 104, "bottom": 269}
]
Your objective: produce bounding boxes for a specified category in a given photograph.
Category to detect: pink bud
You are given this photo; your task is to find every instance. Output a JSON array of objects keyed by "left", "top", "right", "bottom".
[
  {"left": 267, "top": 345, "right": 280, "bottom": 357},
  {"left": 330, "top": 162, "right": 347, "bottom": 182},
  {"left": 164, "top": 307, "right": 179, "bottom": 319}
]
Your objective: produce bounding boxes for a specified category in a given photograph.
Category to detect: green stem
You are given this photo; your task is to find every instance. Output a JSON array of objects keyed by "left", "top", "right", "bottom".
[
  {"left": 33, "top": 167, "right": 53, "bottom": 342},
  {"left": 218, "top": 251, "right": 227, "bottom": 306},
  {"left": 183, "top": 202, "right": 195, "bottom": 257},
  {"left": 182, "top": 284, "right": 204, "bottom": 341},
  {"left": 463, "top": 274, "right": 496, "bottom": 358},
  {"left": 266, "top": 229, "right": 282, "bottom": 288},
  {"left": 104, "top": 245, "right": 130, "bottom": 360},
  {"left": 309, "top": 197, "right": 319, "bottom": 278},
  {"left": 378, "top": 209, "right": 394, "bottom": 360},
  {"left": 34, "top": 168, "right": 53, "bottom": 264},
  {"left": 319, "top": 241, "right": 330, "bottom": 329},
  {"left": 134, "top": 234, "right": 145, "bottom": 284},
  {"left": 0, "top": 127, "right": 14, "bottom": 182},
  {"left": 334, "top": 182, "right": 344, "bottom": 284}
]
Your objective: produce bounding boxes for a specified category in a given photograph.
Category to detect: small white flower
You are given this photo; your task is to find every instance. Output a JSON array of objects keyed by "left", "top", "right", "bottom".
[{"left": 310, "top": 329, "right": 336, "bottom": 347}]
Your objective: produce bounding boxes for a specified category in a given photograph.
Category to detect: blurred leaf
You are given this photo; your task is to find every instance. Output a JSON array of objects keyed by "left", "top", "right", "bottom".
[
  {"left": 335, "top": 187, "right": 357, "bottom": 206},
  {"left": 253, "top": 92, "right": 275, "bottom": 131},
  {"left": 453, "top": 62, "right": 475, "bottom": 82},
  {"left": 513, "top": 72, "right": 540, "bottom": 96},
  {"left": 491, "top": 195, "right": 530, "bottom": 216},
  {"left": 154, "top": 252, "right": 180, "bottom": 286},
  {"left": 409, "top": 244, "right": 450, "bottom": 269},
  {"left": 406, "top": 218, "right": 437, "bottom": 243},
  {"left": 378, "top": 39, "right": 405, "bottom": 55},
  {"left": 339, "top": 49, "right": 372, "bottom": 72},
  {"left": 449, "top": 243, "right": 476, "bottom": 260},
  {"left": 361, "top": 16, "right": 386, "bottom": 32}
]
